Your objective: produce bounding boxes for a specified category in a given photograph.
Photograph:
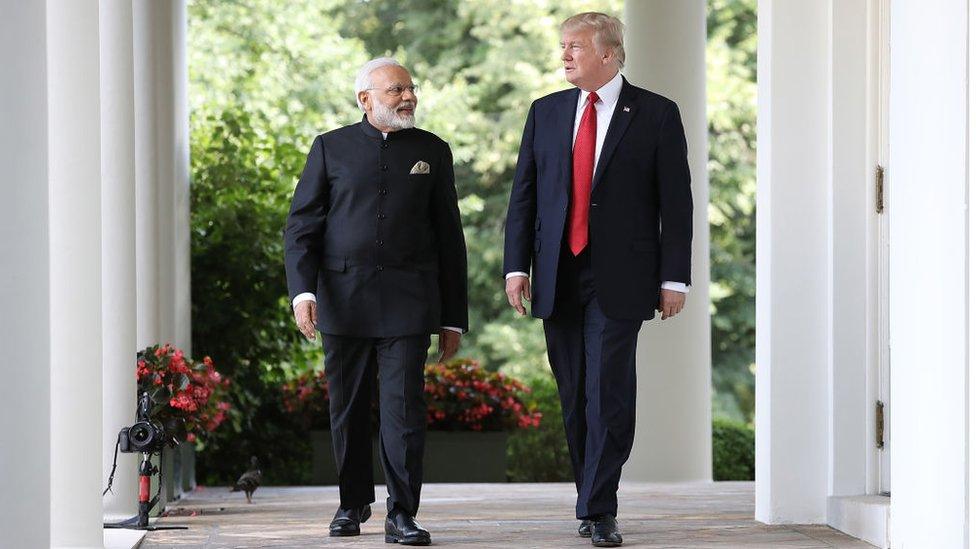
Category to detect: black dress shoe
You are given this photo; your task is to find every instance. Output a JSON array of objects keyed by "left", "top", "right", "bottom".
[
  {"left": 384, "top": 508, "right": 431, "bottom": 546},
  {"left": 329, "top": 504, "right": 371, "bottom": 537},
  {"left": 590, "top": 514, "right": 622, "bottom": 547},
  {"left": 579, "top": 519, "right": 593, "bottom": 537}
]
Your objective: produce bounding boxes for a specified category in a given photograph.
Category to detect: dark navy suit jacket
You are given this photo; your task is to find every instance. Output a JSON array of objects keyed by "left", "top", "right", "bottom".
[
  {"left": 503, "top": 77, "right": 693, "bottom": 320},
  {"left": 284, "top": 117, "right": 468, "bottom": 337}
]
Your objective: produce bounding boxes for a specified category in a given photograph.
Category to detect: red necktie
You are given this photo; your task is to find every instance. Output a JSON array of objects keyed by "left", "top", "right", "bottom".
[{"left": 569, "top": 91, "right": 599, "bottom": 255}]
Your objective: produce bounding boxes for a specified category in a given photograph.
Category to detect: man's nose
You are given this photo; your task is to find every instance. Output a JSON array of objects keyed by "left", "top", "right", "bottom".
[
  {"left": 561, "top": 47, "right": 572, "bottom": 61},
  {"left": 402, "top": 89, "right": 417, "bottom": 102}
]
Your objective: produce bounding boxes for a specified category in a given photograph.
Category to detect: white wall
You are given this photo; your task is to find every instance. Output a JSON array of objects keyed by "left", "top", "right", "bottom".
[
  {"left": 756, "top": 0, "right": 830, "bottom": 524},
  {"left": 888, "top": 0, "right": 968, "bottom": 546}
]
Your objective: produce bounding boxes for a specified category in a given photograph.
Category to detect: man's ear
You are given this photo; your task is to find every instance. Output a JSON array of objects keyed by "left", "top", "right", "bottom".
[{"left": 358, "top": 91, "right": 370, "bottom": 111}]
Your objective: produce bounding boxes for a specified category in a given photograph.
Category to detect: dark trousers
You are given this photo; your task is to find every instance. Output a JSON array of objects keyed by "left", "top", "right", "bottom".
[
  {"left": 543, "top": 246, "right": 642, "bottom": 519},
  {"left": 321, "top": 333, "right": 431, "bottom": 516}
]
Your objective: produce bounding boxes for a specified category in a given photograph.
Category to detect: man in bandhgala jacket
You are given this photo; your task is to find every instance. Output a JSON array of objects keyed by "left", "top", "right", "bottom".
[
  {"left": 283, "top": 57, "right": 467, "bottom": 546},
  {"left": 503, "top": 12, "right": 693, "bottom": 547}
]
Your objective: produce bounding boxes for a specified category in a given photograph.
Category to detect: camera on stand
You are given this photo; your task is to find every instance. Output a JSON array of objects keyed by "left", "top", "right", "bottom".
[
  {"left": 119, "top": 392, "right": 171, "bottom": 454},
  {"left": 104, "top": 391, "right": 187, "bottom": 531}
]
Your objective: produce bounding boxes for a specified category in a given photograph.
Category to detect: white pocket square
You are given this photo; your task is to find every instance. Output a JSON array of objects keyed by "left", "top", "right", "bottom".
[{"left": 409, "top": 161, "right": 430, "bottom": 175}]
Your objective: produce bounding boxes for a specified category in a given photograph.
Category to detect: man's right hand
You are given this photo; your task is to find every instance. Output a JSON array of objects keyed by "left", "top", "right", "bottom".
[
  {"left": 505, "top": 275, "right": 531, "bottom": 316},
  {"left": 294, "top": 300, "right": 317, "bottom": 341}
]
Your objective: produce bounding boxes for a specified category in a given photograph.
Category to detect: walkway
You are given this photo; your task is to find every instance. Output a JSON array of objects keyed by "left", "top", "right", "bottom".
[{"left": 141, "top": 482, "right": 874, "bottom": 548}]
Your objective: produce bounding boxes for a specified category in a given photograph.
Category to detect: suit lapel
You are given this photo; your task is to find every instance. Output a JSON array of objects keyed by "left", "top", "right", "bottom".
[
  {"left": 558, "top": 88, "right": 580, "bottom": 199},
  {"left": 592, "top": 78, "right": 638, "bottom": 191}
]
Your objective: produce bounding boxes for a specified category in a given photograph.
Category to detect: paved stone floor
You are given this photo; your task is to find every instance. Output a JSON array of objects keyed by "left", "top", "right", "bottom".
[{"left": 141, "top": 482, "right": 874, "bottom": 548}]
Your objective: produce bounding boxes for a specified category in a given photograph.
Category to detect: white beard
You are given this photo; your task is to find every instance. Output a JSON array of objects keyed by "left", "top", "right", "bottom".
[{"left": 372, "top": 100, "right": 416, "bottom": 130}]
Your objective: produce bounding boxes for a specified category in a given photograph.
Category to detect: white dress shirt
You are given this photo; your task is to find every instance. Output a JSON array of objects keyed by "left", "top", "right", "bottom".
[
  {"left": 506, "top": 72, "right": 689, "bottom": 294},
  {"left": 293, "top": 131, "right": 464, "bottom": 334}
]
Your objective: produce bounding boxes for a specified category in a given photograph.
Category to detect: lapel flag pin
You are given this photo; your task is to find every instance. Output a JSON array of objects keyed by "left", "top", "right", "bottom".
[{"left": 623, "top": 106, "right": 630, "bottom": 112}]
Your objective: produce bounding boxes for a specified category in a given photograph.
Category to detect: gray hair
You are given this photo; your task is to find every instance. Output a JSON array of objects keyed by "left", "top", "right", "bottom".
[
  {"left": 355, "top": 57, "right": 404, "bottom": 112},
  {"left": 561, "top": 12, "right": 626, "bottom": 69}
]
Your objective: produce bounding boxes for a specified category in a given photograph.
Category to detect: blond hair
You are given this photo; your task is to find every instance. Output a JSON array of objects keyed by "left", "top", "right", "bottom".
[{"left": 561, "top": 12, "right": 626, "bottom": 69}]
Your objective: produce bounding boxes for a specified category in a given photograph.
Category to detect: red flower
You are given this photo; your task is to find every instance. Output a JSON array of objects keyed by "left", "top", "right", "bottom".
[{"left": 136, "top": 344, "right": 231, "bottom": 444}]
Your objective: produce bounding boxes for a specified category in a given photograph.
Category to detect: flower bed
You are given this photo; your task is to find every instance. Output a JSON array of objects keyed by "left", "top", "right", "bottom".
[
  {"left": 137, "top": 343, "right": 232, "bottom": 444},
  {"left": 282, "top": 358, "right": 541, "bottom": 432},
  {"left": 289, "top": 358, "right": 542, "bottom": 483},
  {"left": 424, "top": 359, "right": 541, "bottom": 431}
]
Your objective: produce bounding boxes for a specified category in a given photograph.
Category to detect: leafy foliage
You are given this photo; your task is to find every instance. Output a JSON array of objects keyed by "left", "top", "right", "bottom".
[
  {"left": 506, "top": 374, "right": 573, "bottom": 482},
  {"left": 136, "top": 344, "right": 231, "bottom": 445},
  {"left": 707, "top": 0, "right": 757, "bottom": 424},
  {"left": 712, "top": 417, "right": 755, "bottom": 480},
  {"left": 425, "top": 358, "right": 541, "bottom": 431}
]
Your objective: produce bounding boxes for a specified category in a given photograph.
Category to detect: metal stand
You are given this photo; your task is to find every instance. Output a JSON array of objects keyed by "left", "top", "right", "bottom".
[{"left": 103, "top": 450, "right": 188, "bottom": 531}]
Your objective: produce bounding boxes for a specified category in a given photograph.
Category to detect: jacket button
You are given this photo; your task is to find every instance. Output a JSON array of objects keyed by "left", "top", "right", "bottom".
[
  {"left": 379, "top": 189, "right": 388, "bottom": 195},
  {"left": 381, "top": 143, "right": 389, "bottom": 149},
  {"left": 376, "top": 240, "right": 384, "bottom": 246},
  {"left": 377, "top": 213, "right": 386, "bottom": 219},
  {"left": 381, "top": 165, "right": 389, "bottom": 171},
  {"left": 376, "top": 265, "right": 384, "bottom": 271}
]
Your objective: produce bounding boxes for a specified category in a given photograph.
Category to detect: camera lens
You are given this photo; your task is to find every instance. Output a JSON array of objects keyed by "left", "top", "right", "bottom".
[{"left": 129, "top": 421, "right": 156, "bottom": 451}]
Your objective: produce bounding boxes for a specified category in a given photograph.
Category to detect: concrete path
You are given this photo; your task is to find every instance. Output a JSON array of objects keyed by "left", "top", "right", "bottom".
[{"left": 141, "top": 482, "right": 875, "bottom": 548}]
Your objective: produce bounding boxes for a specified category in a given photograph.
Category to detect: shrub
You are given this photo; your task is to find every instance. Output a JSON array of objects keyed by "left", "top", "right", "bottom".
[
  {"left": 425, "top": 358, "right": 541, "bottom": 431},
  {"left": 280, "top": 358, "right": 542, "bottom": 433},
  {"left": 506, "top": 374, "right": 574, "bottom": 482},
  {"left": 713, "top": 417, "right": 755, "bottom": 481},
  {"left": 280, "top": 369, "right": 331, "bottom": 431}
]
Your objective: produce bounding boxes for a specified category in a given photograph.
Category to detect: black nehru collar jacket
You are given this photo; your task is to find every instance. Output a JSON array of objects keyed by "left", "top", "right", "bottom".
[{"left": 283, "top": 115, "right": 468, "bottom": 337}]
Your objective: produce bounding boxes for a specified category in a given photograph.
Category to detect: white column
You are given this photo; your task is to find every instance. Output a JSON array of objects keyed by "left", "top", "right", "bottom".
[
  {"left": 826, "top": 0, "right": 872, "bottom": 499},
  {"left": 100, "top": 0, "right": 140, "bottom": 522},
  {"left": 134, "top": 0, "right": 191, "bottom": 503},
  {"left": 621, "top": 0, "right": 712, "bottom": 482},
  {"left": 172, "top": 0, "right": 192, "bottom": 356},
  {"left": 889, "top": 0, "right": 968, "bottom": 546},
  {"left": 154, "top": 0, "right": 177, "bottom": 350},
  {"left": 0, "top": 3, "right": 53, "bottom": 547},
  {"left": 48, "top": 0, "right": 104, "bottom": 546},
  {"left": 969, "top": 0, "right": 976, "bottom": 541},
  {"left": 755, "top": 0, "right": 830, "bottom": 524},
  {"left": 134, "top": 0, "right": 160, "bottom": 350}
]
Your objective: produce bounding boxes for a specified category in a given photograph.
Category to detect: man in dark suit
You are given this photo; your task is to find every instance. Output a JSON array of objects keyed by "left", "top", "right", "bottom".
[
  {"left": 503, "top": 12, "right": 693, "bottom": 547},
  {"left": 284, "top": 57, "right": 467, "bottom": 546}
]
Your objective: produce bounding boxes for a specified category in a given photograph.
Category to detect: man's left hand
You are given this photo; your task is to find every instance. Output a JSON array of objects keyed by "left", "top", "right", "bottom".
[
  {"left": 438, "top": 329, "right": 462, "bottom": 363},
  {"left": 657, "top": 289, "right": 686, "bottom": 320}
]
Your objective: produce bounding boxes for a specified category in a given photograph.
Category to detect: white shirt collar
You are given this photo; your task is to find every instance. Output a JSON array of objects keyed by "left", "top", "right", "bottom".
[{"left": 577, "top": 71, "right": 623, "bottom": 108}]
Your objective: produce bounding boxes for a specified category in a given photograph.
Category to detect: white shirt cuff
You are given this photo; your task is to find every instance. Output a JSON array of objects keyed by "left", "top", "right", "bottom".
[
  {"left": 505, "top": 271, "right": 529, "bottom": 279},
  {"left": 441, "top": 326, "right": 463, "bottom": 334},
  {"left": 661, "top": 281, "right": 689, "bottom": 293},
  {"left": 292, "top": 292, "right": 316, "bottom": 309}
]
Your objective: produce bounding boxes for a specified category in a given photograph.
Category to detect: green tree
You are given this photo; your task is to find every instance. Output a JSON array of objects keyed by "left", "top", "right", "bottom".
[{"left": 707, "top": 0, "right": 757, "bottom": 424}]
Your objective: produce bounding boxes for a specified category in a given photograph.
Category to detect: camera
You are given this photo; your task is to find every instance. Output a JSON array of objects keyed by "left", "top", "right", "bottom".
[{"left": 118, "top": 392, "right": 170, "bottom": 453}]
